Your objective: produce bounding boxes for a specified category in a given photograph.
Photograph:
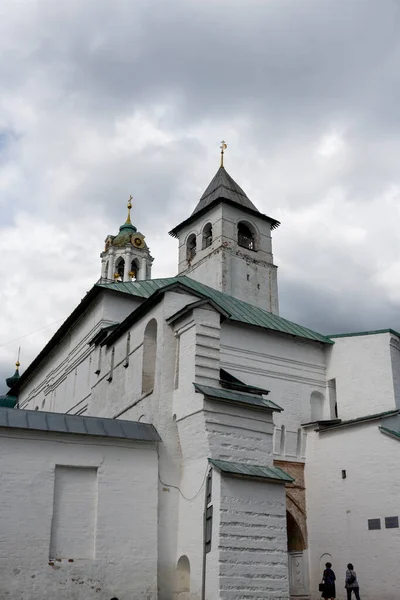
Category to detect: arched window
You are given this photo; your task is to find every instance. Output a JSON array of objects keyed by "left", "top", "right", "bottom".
[
  {"left": 237, "top": 222, "right": 256, "bottom": 251},
  {"left": 310, "top": 391, "right": 324, "bottom": 421},
  {"left": 129, "top": 259, "right": 139, "bottom": 280},
  {"left": 115, "top": 257, "right": 125, "bottom": 280},
  {"left": 186, "top": 234, "right": 196, "bottom": 261},
  {"left": 280, "top": 424, "right": 286, "bottom": 455},
  {"left": 176, "top": 555, "right": 190, "bottom": 598},
  {"left": 202, "top": 223, "right": 213, "bottom": 249},
  {"left": 142, "top": 319, "right": 157, "bottom": 394},
  {"left": 296, "top": 427, "right": 302, "bottom": 457}
]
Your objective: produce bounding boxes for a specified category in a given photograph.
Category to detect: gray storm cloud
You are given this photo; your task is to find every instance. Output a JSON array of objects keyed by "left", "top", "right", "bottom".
[{"left": 1, "top": 0, "right": 400, "bottom": 392}]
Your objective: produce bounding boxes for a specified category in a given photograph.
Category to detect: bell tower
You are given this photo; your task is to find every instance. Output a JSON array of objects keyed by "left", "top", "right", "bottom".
[
  {"left": 169, "top": 144, "right": 280, "bottom": 314},
  {"left": 100, "top": 196, "right": 154, "bottom": 282}
]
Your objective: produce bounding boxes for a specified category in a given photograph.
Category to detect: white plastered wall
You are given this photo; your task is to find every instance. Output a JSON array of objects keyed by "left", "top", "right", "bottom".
[
  {"left": 18, "top": 291, "right": 140, "bottom": 415},
  {"left": 326, "top": 332, "right": 397, "bottom": 420},
  {"left": 0, "top": 428, "right": 158, "bottom": 600},
  {"left": 176, "top": 203, "right": 278, "bottom": 313},
  {"left": 220, "top": 322, "right": 327, "bottom": 461},
  {"left": 306, "top": 422, "right": 400, "bottom": 600}
]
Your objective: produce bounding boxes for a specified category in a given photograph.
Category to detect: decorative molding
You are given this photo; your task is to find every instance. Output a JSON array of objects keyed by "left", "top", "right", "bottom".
[
  {"left": 221, "top": 344, "right": 326, "bottom": 374},
  {"left": 221, "top": 360, "right": 326, "bottom": 387}
]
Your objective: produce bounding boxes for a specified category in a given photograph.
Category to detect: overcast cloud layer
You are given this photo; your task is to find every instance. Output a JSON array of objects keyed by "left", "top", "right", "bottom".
[{"left": 1, "top": 0, "right": 400, "bottom": 391}]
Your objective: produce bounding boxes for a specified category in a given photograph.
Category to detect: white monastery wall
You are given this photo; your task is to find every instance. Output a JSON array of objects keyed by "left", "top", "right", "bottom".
[
  {"left": 19, "top": 292, "right": 138, "bottom": 416},
  {"left": 306, "top": 422, "right": 400, "bottom": 600},
  {"left": 204, "top": 399, "right": 275, "bottom": 464},
  {"left": 171, "top": 305, "right": 222, "bottom": 600},
  {"left": 0, "top": 428, "right": 158, "bottom": 600},
  {"left": 91, "top": 289, "right": 204, "bottom": 600},
  {"left": 218, "top": 204, "right": 277, "bottom": 313},
  {"left": 177, "top": 204, "right": 223, "bottom": 273},
  {"left": 217, "top": 475, "right": 289, "bottom": 600},
  {"left": 220, "top": 323, "right": 327, "bottom": 461},
  {"left": 172, "top": 301, "right": 289, "bottom": 600},
  {"left": 326, "top": 332, "right": 396, "bottom": 420},
  {"left": 177, "top": 204, "right": 278, "bottom": 313}
]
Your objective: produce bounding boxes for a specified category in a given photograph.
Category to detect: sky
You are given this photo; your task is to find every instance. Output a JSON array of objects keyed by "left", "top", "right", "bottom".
[{"left": 2, "top": 0, "right": 400, "bottom": 390}]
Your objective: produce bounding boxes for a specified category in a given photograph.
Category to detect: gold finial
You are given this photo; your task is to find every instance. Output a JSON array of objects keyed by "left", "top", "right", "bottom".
[
  {"left": 16, "top": 347, "right": 20, "bottom": 371},
  {"left": 220, "top": 140, "right": 227, "bottom": 168},
  {"left": 126, "top": 195, "right": 133, "bottom": 224}
]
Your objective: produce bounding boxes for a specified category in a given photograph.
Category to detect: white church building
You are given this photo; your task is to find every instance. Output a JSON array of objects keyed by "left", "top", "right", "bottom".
[{"left": 2, "top": 152, "right": 400, "bottom": 600}]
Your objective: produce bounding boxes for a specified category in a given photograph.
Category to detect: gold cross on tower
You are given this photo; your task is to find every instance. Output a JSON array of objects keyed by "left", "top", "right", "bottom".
[
  {"left": 220, "top": 140, "right": 227, "bottom": 168},
  {"left": 126, "top": 195, "right": 133, "bottom": 224}
]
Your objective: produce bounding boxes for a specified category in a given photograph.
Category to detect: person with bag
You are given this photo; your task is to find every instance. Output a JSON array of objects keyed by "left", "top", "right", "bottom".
[
  {"left": 345, "top": 563, "right": 361, "bottom": 600},
  {"left": 320, "top": 561, "right": 336, "bottom": 599}
]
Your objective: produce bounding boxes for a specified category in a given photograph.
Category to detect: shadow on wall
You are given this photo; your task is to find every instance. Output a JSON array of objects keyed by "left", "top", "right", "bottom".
[{"left": 287, "top": 510, "right": 305, "bottom": 552}]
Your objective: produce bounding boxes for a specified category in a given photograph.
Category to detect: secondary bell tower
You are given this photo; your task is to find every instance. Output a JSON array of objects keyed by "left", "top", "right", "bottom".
[
  {"left": 169, "top": 142, "right": 280, "bottom": 314},
  {"left": 100, "top": 196, "right": 154, "bottom": 282}
]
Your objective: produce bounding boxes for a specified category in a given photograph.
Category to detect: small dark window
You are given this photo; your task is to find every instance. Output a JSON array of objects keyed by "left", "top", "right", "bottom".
[
  {"left": 238, "top": 222, "right": 255, "bottom": 251},
  {"left": 202, "top": 223, "right": 213, "bottom": 249},
  {"left": 368, "top": 518, "right": 381, "bottom": 530},
  {"left": 341, "top": 470, "right": 346, "bottom": 479},
  {"left": 187, "top": 234, "right": 196, "bottom": 261},
  {"left": 206, "top": 471, "right": 212, "bottom": 505},
  {"left": 385, "top": 516, "right": 399, "bottom": 529},
  {"left": 107, "top": 347, "right": 115, "bottom": 383},
  {"left": 205, "top": 505, "right": 213, "bottom": 554}
]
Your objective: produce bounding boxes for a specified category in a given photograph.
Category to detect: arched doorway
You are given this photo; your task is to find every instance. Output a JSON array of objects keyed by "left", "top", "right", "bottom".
[
  {"left": 287, "top": 510, "right": 308, "bottom": 597},
  {"left": 175, "top": 555, "right": 190, "bottom": 600}
]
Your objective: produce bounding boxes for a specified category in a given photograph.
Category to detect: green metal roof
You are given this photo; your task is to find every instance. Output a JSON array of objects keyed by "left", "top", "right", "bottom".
[
  {"left": 194, "top": 383, "right": 283, "bottom": 412},
  {"left": 318, "top": 409, "right": 399, "bottom": 432},
  {"left": 208, "top": 459, "right": 294, "bottom": 483},
  {"left": 97, "top": 276, "right": 332, "bottom": 344},
  {"left": 0, "top": 407, "right": 161, "bottom": 442},
  {"left": 380, "top": 426, "right": 400, "bottom": 441},
  {"left": 328, "top": 328, "right": 400, "bottom": 339}
]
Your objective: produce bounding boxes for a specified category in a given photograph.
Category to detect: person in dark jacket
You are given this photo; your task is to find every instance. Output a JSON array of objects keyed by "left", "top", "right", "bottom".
[
  {"left": 321, "top": 562, "right": 336, "bottom": 599},
  {"left": 345, "top": 563, "right": 361, "bottom": 600}
]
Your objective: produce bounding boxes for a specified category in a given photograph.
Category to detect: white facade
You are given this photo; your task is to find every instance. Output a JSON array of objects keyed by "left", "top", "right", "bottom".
[
  {"left": 306, "top": 418, "right": 400, "bottom": 600},
  {"left": 175, "top": 203, "right": 279, "bottom": 314},
  {"left": 18, "top": 291, "right": 140, "bottom": 414},
  {"left": 6, "top": 166, "right": 400, "bottom": 600},
  {"left": 0, "top": 426, "right": 158, "bottom": 600}
]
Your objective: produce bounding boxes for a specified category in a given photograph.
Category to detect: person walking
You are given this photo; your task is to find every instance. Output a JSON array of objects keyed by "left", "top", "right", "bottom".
[
  {"left": 345, "top": 563, "right": 361, "bottom": 600},
  {"left": 321, "top": 561, "right": 336, "bottom": 599}
]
